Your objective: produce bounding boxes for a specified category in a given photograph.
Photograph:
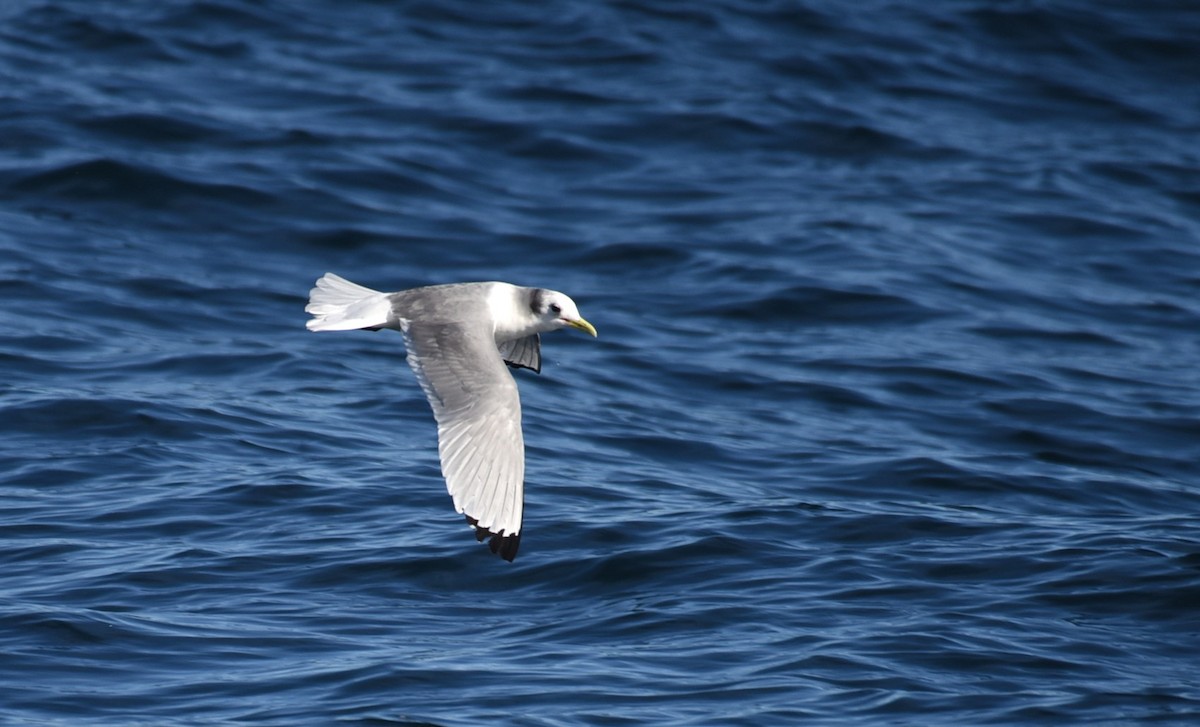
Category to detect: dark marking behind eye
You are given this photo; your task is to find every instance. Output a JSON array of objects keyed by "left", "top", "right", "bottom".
[{"left": 529, "top": 288, "right": 546, "bottom": 313}]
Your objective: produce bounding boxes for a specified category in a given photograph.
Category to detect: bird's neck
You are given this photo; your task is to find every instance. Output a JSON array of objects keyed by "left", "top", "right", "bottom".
[{"left": 487, "top": 283, "right": 542, "bottom": 342}]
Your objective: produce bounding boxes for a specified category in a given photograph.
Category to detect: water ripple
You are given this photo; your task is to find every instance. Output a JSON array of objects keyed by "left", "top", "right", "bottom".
[{"left": 2, "top": 0, "right": 1199, "bottom": 724}]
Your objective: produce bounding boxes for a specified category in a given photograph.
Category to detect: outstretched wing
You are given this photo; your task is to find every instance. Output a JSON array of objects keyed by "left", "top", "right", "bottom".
[
  {"left": 497, "top": 334, "right": 541, "bottom": 373},
  {"left": 400, "top": 320, "right": 524, "bottom": 561}
]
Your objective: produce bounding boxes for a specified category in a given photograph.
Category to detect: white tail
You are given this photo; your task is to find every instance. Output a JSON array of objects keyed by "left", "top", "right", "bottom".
[{"left": 305, "top": 273, "right": 394, "bottom": 331}]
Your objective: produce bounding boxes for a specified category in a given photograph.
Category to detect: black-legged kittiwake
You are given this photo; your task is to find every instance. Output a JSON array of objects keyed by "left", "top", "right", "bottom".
[{"left": 305, "top": 272, "right": 597, "bottom": 562}]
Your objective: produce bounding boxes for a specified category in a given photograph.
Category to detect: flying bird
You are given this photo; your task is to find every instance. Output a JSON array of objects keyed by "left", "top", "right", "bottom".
[{"left": 305, "top": 272, "right": 597, "bottom": 561}]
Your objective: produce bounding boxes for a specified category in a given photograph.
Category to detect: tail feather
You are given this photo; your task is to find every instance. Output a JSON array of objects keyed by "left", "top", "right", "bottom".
[{"left": 306, "top": 273, "right": 394, "bottom": 331}]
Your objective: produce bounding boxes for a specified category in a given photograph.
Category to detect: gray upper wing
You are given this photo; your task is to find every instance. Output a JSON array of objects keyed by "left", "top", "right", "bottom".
[
  {"left": 399, "top": 320, "right": 525, "bottom": 559},
  {"left": 497, "top": 334, "right": 541, "bottom": 373}
]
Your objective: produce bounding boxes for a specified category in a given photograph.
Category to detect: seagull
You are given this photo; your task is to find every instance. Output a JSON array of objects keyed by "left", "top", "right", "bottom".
[{"left": 305, "top": 272, "right": 597, "bottom": 561}]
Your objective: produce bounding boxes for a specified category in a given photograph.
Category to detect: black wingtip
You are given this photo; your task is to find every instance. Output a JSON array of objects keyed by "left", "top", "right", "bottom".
[
  {"left": 503, "top": 360, "right": 542, "bottom": 375},
  {"left": 491, "top": 531, "right": 521, "bottom": 561},
  {"left": 465, "top": 515, "right": 521, "bottom": 562}
]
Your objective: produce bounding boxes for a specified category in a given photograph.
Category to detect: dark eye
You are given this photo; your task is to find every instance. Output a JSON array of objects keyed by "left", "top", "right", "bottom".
[{"left": 549, "top": 303, "right": 562, "bottom": 314}]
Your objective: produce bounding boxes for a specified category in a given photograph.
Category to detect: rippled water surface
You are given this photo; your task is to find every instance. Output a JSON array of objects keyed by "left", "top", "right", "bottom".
[{"left": 3, "top": 1, "right": 1200, "bottom": 724}]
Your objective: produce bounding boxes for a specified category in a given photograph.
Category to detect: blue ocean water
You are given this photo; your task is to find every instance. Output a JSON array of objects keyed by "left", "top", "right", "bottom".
[{"left": 2, "top": 0, "right": 1200, "bottom": 723}]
